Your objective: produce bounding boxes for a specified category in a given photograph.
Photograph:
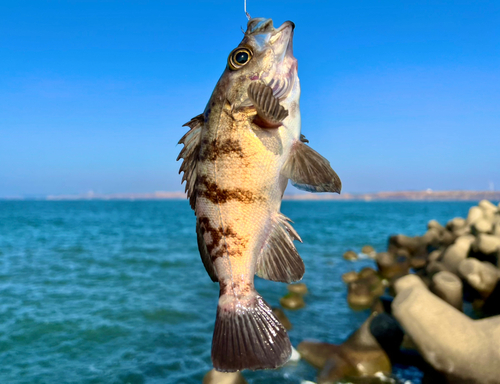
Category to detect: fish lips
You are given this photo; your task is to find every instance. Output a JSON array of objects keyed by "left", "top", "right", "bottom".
[{"left": 270, "top": 21, "right": 295, "bottom": 60}]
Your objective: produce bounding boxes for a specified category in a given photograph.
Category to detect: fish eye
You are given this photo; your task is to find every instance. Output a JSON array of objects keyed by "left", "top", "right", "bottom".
[{"left": 228, "top": 47, "right": 253, "bottom": 70}]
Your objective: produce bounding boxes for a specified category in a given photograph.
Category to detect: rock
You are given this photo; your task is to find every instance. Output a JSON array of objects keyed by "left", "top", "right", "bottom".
[
  {"left": 493, "top": 223, "right": 500, "bottom": 237},
  {"left": 431, "top": 271, "right": 463, "bottom": 310},
  {"left": 376, "top": 252, "right": 410, "bottom": 280},
  {"left": 393, "top": 274, "right": 428, "bottom": 295},
  {"left": 421, "top": 228, "right": 441, "bottom": 247},
  {"left": 447, "top": 217, "right": 468, "bottom": 237},
  {"left": 388, "top": 234, "right": 424, "bottom": 256},
  {"left": 203, "top": 369, "right": 247, "bottom": 384},
  {"left": 342, "top": 271, "right": 359, "bottom": 284},
  {"left": 467, "top": 206, "right": 484, "bottom": 224},
  {"left": 361, "top": 245, "right": 376, "bottom": 258},
  {"left": 428, "top": 219, "right": 445, "bottom": 231},
  {"left": 343, "top": 250, "right": 358, "bottom": 261},
  {"left": 280, "top": 292, "right": 305, "bottom": 310},
  {"left": 348, "top": 274, "right": 384, "bottom": 310},
  {"left": 369, "top": 313, "right": 404, "bottom": 361},
  {"left": 272, "top": 307, "right": 292, "bottom": 330},
  {"left": 440, "top": 235, "right": 475, "bottom": 274},
  {"left": 288, "top": 282, "right": 308, "bottom": 295},
  {"left": 425, "top": 261, "right": 449, "bottom": 277},
  {"left": 410, "top": 254, "right": 427, "bottom": 269},
  {"left": 392, "top": 282, "right": 500, "bottom": 383},
  {"left": 427, "top": 249, "right": 442, "bottom": 263},
  {"left": 471, "top": 219, "right": 493, "bottom": 235},
  {"left": 299, "top": 315, "right": 391, "bottom": 383},
  {"left": 473, "top": 234, "right": 500, "bottom": 255},
  {"left": 479, "top": 199, "right": 498, "bottom": 221},
  {"left": 358, "top": 267, "right": 378, "bottom": 279},
  {"left": 439, "top": 230, "right": 456, "bottom": 247},
  {"left": 458, "top": 258, "right": 500, "bottom": 298}
]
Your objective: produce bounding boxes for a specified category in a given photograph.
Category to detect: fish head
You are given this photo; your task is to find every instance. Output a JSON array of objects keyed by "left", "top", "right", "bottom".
[{"left": 222, "top": 18, "right": 299, "bottom": 110}]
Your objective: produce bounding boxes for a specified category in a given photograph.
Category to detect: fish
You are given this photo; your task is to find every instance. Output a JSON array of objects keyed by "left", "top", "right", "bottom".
[{"left": 177, "top": 17, "right": 341, "bottom": 372}]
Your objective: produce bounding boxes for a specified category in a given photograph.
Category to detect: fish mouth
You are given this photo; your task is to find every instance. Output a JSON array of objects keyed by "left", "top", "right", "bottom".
[{"left": 269, "top": 21, "right": 295, "bottom": 58}]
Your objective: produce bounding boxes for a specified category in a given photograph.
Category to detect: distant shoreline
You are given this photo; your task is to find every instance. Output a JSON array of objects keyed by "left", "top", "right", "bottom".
[{"left": 2, "top": 190, "right": 500, "bottom": 202}]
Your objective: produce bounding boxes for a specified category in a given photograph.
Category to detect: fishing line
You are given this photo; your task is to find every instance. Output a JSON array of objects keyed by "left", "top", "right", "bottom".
[{"left": 244, "top": 0, "right": 251, "bottom": 20}]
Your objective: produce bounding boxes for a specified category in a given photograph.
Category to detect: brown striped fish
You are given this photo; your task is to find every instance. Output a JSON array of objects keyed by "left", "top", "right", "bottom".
[{"left": 177, "top": 18, "right": 341, "bottom": 372}]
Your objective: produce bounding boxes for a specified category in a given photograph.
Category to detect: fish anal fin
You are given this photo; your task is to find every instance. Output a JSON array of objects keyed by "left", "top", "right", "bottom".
[
  {"left": 256, "top": 213, "right": 304, "bottom": 283},
  {"left": 248, "top": 82, "right": 288, "bottom": 129},
  {"left": 212, "top": 293, "right": 291, "bottom": 371},
  {"left": 196, "top": 219, "right": 218, "bottom": 282},
  {"left": 282, "top": 140, "right": 342, "bottom": 194},
  {"left": 177, "top": 114, "right": 204, "bottom": 210}
]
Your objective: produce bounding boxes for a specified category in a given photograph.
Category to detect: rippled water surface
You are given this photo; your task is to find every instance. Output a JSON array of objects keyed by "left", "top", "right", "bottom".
[{"left": 0, "top": 201, "right": 476, "bottom": 383}]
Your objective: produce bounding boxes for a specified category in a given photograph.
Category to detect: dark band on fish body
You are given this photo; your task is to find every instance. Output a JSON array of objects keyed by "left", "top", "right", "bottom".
[
  {"left": 198, "top": 175, "right": 265, "bottom": 204},
  {"left": 198, "top": 138, "right": 245, "bottom": 162},
  {"left": 198, "top": 216, "right": 248, "bottom": 261}
]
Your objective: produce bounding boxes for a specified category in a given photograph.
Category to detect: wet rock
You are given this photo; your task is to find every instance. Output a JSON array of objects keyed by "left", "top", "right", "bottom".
[
  {"left": 358, "top": 267, "right": 378, "bottom": 279},
  {"left": 440, "top": 235, "right": 475, "bottom": 274},
  {"left": 342, "top": 271, "right": 359, "bottom": 284},
  {"left": 343, "top": 250, "right": 358, "bottom": 261},
  {"left": 272, "top": 307, "right": 292, "bottom": 330},
  {"left": 280, "top": 292, "right": 305, "bottom": 310},
  {"left": 361, "top": 245, "right": 376, "bottom": 258},
  {"left": 203, "top": 369, "right": 247, "bottom": 384},
  {"left": 431, "top": 271, "right": 463, "bottom": 310},
  {"left": 376, "top": 252, "right": 410, "bottom": 280},
  {"left": 388, "top": 234, "right": 424, "bottom": 256},
  {"left": 392, "top": 281, "right": 500, "bottom": 383},
  {"left": 299, "top": 315, "right": 391, "bottom": 383},
  {"left": 467, "top": 206, "right": 484, "bottom": 224},
  {"left": 288, "top": 282, "right": 308, "bottom": 295},
  {"left": 458, "top": 258, "right": 500, "bottom": 298},
  {"left": 471, "top": 219, "right": 493, "bottom": 235}
]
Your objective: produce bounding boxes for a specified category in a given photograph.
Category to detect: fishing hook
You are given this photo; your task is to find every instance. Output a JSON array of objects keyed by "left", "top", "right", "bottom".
[{"left": 244, "top": 0, "right": 251, "bottom": 20}]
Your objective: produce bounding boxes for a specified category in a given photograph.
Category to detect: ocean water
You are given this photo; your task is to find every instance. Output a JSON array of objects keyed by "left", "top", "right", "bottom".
[{"left": 0, "top": 200, "right": 477, "bottom": 384}]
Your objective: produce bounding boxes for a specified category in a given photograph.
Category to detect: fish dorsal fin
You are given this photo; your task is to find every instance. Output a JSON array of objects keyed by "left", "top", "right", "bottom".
[
  {"left": 196, "top": 219, "right": 218, "bottom": 282},
  {"left": 177, "top": 114, "right": 204, "bottom": 210},
  {"left": 256, "top": 213, "right": 304, "bottom": 283},
  {"left": 282, "top": 140, "right": 342, "bottom": 193},
  {"left": 248, "top": 82, "right": 288, "bottom": 128}
]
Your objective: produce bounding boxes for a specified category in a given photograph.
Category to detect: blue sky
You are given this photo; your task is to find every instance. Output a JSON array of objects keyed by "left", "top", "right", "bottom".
[{"left": 1, "top": 1, "right": 499, "bottom": 197}]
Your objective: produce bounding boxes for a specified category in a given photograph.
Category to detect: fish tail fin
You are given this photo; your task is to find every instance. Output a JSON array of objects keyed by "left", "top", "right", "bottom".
[{"left": 212, "top": 291, "right": 292, "bottom": 372}]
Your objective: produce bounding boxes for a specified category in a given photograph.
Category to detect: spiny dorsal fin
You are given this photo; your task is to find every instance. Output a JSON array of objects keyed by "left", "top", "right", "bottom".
[
  {"left": 177, "top": 114, "right": 204, "bottom": 210},
  {"left": 248, "top": 82, "right": 288, "bottom": 128},
  {"left": 256, "top": 213, "right": 304, "bottom": 283},
  {"left": 196, "top": 219, "right": 218, "bottom": 282},
  {"left": 282, "top": 140, "right": 342, "bottom": 193}
]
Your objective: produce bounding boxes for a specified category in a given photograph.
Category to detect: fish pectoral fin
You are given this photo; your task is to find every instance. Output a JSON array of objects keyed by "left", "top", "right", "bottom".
[
  {"left": 177, "top": 114, "right": 204, "bottom": 210},
  {"left": 196, "top": 219, "right": 218, "bottom": 282},
  {"left": 281, "top": 140, "right": 342, "bottom": 193},
  {"left": 247, "top": 82, "right": 288, "bottom": 128},
  {"left": 256, "top": 213, "right": 304, "bottom": 283}
]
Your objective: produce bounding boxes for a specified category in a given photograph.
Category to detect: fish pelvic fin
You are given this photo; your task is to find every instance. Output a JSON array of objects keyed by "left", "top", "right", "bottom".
[
  {"left": 196, "top": 219, "right": 218, "bottom": 282},
  {"left": 177, "top": 114, "right": 204, "bottom": 210},
  {"left": 256, "top": 213, "right": 304, "bottom": 283},
  {"left": 282, "top": 140, "right": 342, "bottom": 193},
  {"left": 248, "top": 82, "right": 288, "bottom": 128},
  {"left": 212, "top": 292, "right": 292, "bottom": 372}
]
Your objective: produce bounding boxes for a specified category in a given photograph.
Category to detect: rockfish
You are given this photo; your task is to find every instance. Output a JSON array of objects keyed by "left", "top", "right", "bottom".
[{"left": 177, "top": 18, "right": 341, "bottom": 372}]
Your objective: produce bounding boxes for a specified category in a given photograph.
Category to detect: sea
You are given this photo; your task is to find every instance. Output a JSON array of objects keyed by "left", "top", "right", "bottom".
[{"left": 0, "top": 200, "right": 482, "bottom": 384}]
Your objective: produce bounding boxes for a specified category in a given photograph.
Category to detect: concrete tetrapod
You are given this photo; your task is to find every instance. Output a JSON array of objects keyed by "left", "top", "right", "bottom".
[{"left": 392, "top": 275, "right": 500, "bottom": 384}]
